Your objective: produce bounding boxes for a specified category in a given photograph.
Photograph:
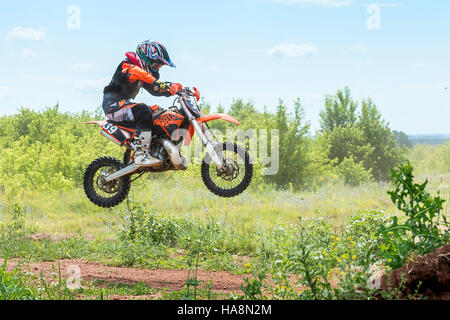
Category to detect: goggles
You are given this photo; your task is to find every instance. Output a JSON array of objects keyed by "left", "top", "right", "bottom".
[{"left": 149, "top": 61, "right": 163, "bottom": 71}]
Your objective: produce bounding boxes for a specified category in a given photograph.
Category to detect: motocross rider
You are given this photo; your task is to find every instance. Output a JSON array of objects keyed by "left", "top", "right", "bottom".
[{"left": 102, "top": 40, "right": 182, "bottom": 167}]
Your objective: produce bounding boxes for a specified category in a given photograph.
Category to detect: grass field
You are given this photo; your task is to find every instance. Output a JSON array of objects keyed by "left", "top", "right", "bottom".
[
  {"left": 1, "top": 167, "right": 449, "bottom": 300},
  {"left": 8, "top": 171, "right": 449, "bottom": 239}
]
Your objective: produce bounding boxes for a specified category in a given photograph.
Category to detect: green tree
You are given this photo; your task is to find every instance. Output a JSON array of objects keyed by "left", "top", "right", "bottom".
[
  {"left": 357, "top": 99, "right": 404, "bottom": 180},
  {"left": 0, "top": 106, "right": 120, "bottom": 194},
  {"left": 393, "top": 130, "right": 413, "bottom": 149},
  {"left": 335, "top": 157, "right": 373, "bottom": 186},
  {"left": 209, "top": 98, "right": 313, "bottom": 188},
  {"left": 319, "top": 87, "right": 357, "bottom": 133},
  {"left": 265, "top": 99, "right": 311, "bottom": 188},
  {"left": 325, "top": 125, "right": 374, "bottom": 166},
  {"left": 318, "top": 88, "right": 404, "bottom": 182}
]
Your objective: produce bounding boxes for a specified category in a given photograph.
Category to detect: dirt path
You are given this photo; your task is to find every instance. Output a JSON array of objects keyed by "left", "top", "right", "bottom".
[
  {"left": 3, "top": 259, "right": 248, "bottom": 296},
  {"left": 6, "top": 243, "right": 448, "bottom": 300}
]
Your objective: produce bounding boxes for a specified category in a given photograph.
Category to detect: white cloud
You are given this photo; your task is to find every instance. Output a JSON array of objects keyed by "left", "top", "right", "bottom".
[
  {"left": 8, "top": 49, "right": 38, "bottom": 59},
  {"left": 354, "top": 60, "right": 374, "bottom": 68},
  {"left": 361, "top": 3, "right": 402, "bottom": 8},
  {"left": 21, "top": 49, "right": 37, "bottom": 58},
  {"left": 5, "top": 26, "right": 46, "bottom": 42},
  {"left": 73, "top": 62, "right": 94, "bottom": 72},
  {"left": 74, "top": 78, "right": 110, "bottom": 93},
  {"left": 268, "top": 43, "right": 318, "bottom": 57},
  {"left": 270, "top": 0, "right": 353, "bottom": 7},
  {"left": 351, "top": 44, "right": 368, "bottom": 52}
]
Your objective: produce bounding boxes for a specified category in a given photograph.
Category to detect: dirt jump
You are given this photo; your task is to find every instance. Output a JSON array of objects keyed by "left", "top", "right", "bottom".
[{"left": 380, "top": 243, "right": 450, "bottom": 300}]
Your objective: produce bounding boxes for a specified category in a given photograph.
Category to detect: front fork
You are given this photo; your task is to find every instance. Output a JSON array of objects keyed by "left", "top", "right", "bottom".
[{"left": 191, "top": 119, "right": 225, "bottom": 169}]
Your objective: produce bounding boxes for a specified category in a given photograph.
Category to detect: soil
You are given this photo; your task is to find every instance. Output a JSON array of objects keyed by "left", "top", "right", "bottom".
[
  {"left": 4, "top": 242, "right": 449, "bottom": 300},
  {"left": 380, "top": 243, "right": 450, "bottom": 300},
  {"left": 3, "top": 258, "right": 249, "bottom": 299}
]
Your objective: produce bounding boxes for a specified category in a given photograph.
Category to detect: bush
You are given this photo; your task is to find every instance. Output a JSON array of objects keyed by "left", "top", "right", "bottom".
[
  {"left": 408, "top": 142, "right": 450, "bottom": 175},
  {"left": 318, "top": 88, "right": 404, "bottom": 182},
  {"left": 0, "top": 202, "right": 37, "bottom": 247},
  {"left": 0, "top": 107, "right": 120, "bottom": 195},
  {"left": 334, "top": 157, "right": 373, "bottom": 186},
  {"left": 377, "top": 161, "right": 450, "bottom": 269},
  {"left": 0, "top": 261, "right": 36, "bottom": 300},
  {"left": 119, "top": 202, "right": 188, "bottom": 247},
  {"left": 237, "top": 215, "right": 388, "bottom": 300}
]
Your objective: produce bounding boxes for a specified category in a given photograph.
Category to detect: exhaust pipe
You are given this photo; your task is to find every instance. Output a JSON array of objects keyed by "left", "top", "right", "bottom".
[
  {"left": 161, "top": 139, "right": 188, "bottom": 170},
  {"left": 104, "top": 140, "right": 187, "bottom": 183}
]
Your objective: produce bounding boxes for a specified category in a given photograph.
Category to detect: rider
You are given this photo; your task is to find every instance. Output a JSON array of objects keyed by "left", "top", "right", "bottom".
[{"left": 102, "top": 40, "right": 182, "bottom": 167}]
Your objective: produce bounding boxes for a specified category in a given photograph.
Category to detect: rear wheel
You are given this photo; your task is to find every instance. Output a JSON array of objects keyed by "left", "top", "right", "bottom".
[
  {"left": 201, "top": 142, "right": 253, "bottom": 197},
  {"left": 83, "top": 157, "right": 131, "bottom": 208}
]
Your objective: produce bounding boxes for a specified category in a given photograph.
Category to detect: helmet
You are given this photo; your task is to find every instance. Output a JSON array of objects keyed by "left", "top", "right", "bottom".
[{"left": 136, "top": 40, "right": 176, "bottom": 73}]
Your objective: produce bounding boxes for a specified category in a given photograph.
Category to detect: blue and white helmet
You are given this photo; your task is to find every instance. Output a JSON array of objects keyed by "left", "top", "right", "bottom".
[{"left": 136, "top": 40, "right": 176, "bottom": 73}]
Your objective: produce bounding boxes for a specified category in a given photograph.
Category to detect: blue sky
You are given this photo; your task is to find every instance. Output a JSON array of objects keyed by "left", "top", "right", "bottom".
[{"left": 0, "top": 0, "right": 449, "bottom": 134}]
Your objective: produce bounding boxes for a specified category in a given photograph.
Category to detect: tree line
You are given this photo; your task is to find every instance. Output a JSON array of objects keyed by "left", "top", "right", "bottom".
[
  {"left": 0, "top": 87, "right": 431, "bottom": 195},
  {"left": 206, "top": 87, "right": 407, "bottom": 188}
]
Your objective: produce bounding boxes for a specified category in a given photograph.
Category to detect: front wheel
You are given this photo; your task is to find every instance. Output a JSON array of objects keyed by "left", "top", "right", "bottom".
[
  {"left": 83, "top": 157, "right": 131, "bottom": 208},
  {"left": 201, "top": 142, "right": 253, "bottom": 198}
]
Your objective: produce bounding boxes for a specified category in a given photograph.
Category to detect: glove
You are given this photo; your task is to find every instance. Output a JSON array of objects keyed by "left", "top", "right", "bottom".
[
  {"left": 168, "top": 83, "right": 183, "bottom": 96},
  {"left": 151, "top": 81, "right": 168, "bottom": 93}
]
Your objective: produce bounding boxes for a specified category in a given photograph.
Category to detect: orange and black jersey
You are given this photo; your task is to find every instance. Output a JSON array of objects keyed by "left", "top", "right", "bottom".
[{"left": 103, "top": 58, "right": 172, "bottom": 114}]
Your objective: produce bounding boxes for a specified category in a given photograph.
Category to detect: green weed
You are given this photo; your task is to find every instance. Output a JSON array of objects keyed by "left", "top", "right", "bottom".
[{"left": 378, "top": 161, "right": 450, "bottom": 269}]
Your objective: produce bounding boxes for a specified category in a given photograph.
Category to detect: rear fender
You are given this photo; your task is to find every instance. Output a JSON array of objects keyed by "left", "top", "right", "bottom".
[
  {"left": 84, "top": 121, "right": 135, "bottom": 145},
  {"left": 84, "top": 121, "right": 107, "bottom": 126}
]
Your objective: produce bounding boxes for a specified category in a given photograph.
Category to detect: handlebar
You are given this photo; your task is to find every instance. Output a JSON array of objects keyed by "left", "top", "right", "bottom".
[
  {"left": 177, "top": 87, "right": 200, "bottom": 101},
  {"left": 176, "top": 87, "right": 193, "bottom": 96}
]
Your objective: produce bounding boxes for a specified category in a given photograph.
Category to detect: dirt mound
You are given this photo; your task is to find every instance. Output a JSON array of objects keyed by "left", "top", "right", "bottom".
[{"left": 381, "top": 243, "right": 450, "bottom": 299}]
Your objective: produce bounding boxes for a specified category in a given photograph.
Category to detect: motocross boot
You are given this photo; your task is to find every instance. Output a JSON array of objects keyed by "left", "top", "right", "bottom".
[{"left": 133, "top": 131, "right": 163, "bottom": 168}]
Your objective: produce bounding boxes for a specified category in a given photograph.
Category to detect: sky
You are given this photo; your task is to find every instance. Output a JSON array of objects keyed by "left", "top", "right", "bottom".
[{"left": 0, "top": 0, "right": 449, "bottom": 134}]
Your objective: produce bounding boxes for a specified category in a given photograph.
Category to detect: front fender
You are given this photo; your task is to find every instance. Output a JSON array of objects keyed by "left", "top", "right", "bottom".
[
  {"left": 197, "top": 113, "right": 241, "bottom": 125},
  {"left": 183, "top": 114, "right": 241, "bottom": 146}
]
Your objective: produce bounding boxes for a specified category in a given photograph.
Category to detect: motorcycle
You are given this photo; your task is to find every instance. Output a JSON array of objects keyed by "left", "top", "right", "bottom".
[{"left": 83, "top": 87, "right": 253, "bottom": 208}]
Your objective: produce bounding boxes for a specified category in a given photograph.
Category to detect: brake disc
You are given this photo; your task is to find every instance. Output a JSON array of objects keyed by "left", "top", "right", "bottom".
[
  {"left": 217, "top": 159, "right": 240, "bottom": 181},
  {"left": 97, "top": 168, "right": 120, "bottom": 194}
]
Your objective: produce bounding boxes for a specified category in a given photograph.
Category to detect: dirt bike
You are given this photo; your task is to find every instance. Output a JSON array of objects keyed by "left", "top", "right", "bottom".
[{"left": 83, "top": 87, "right": 253, "bottom": 208}]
